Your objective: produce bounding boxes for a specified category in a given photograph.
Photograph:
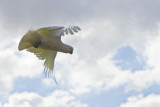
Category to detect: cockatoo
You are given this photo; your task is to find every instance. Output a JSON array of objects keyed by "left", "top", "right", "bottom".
[{"left": 18, "top": 26, "right": 81, "bottom": 76}]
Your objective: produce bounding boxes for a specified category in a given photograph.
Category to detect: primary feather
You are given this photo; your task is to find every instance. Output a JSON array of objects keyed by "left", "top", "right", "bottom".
[{"left": 18, "top": 26, "right": 80, "bottom": 74}]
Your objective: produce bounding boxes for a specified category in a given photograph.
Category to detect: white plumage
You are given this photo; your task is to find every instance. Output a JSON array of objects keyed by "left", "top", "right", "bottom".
[{"left": 18, "top": 26, "right": 81, "bottom": 75}]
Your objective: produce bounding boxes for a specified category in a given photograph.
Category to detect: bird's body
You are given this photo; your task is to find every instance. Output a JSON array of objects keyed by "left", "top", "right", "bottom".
[
  {"left": 18, "top": 26, "right": 81, "bottom": 73},
  {"left": 30, "top": 32, "right": 72, "bottom": 54}
]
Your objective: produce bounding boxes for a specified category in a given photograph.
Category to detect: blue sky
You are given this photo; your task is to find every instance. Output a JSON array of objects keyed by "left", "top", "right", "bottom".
[
  {"left": 113, "top": 46, "right": 146, "bottom": 72},
  {"left": 1, "top": 0, "right": 160, "bottom": 107}
]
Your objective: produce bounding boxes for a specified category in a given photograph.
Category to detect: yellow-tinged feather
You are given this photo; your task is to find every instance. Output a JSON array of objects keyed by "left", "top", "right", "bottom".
[
  {"left": 37, "top": 28, "right": 62, "bottom": 37},
  {"left": 18, "top": 26, "right": 80, "bottom": 76},
  {"left": 18, "top": 30, "right": 41, "bottom": 51},
  {"left": 27, "top": 47, "right": 57, "bottom": 71}
]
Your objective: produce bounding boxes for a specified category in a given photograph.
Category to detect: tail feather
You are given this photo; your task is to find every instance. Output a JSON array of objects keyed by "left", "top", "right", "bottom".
[{"left": 27, "top": 47, "right": 57, "bottom": 72}]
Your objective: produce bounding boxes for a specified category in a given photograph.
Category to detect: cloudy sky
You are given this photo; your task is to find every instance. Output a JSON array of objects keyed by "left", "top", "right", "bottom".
[{"left": 0, "top": 0, "right": 160, "bottom": 107}]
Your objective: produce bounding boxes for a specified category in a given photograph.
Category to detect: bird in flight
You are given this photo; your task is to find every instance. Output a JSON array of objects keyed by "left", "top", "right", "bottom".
[{"left": 18, "top": 26, "right": 81, "bottom": 78}]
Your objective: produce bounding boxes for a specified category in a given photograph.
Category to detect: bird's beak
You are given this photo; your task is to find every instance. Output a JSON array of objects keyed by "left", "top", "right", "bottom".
[
  {"left": 69, "top": 48, "right": 73, "bottom": 54},
  {"left": 70, "top": 50, "right": 73, "bottom": 54}
]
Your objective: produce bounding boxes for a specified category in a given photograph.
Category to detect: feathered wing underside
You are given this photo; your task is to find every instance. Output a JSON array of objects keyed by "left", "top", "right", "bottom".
[
  {"left": 37, "top": 26, "right": 81, "bottom": 37},
  {"left": 27, "top": 47, "right": 57, "bottom": 76}
]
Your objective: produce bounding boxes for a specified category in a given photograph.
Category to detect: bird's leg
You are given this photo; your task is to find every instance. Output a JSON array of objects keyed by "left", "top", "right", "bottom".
[{"left": 33, "top": 40, "right": 41, "bottom": 48}]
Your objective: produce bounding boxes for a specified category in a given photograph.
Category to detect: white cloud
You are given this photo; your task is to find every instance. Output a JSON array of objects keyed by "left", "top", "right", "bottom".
[
  {"left": 54, "top": 25, "right": 160, "bottom": 94},
  {"left": 1, "top": 0, "right": 160, "bottom": 33},
  {"left": 120, "top": 94, "right": 160, "bottom": 107},
  {"left": 0, "top": 40, "right": 43, "bottom": 94},
  {"left": 55, "top": 52, "right": 132, "bottom": 95},
  {"left": 144, "top": 26, "right": 160, "bottom": 68},
  {"left": 1, "top": 15, "right": 160, "bottom": 97},
  {"left": 124, "top": 27, "right": 160, "bottom": 91},
  {"left": 2, "top": 90, "right": 88, "bottom": 107},
  {"left": 1, "top": 0, "right": 160, "bottom": 106}
]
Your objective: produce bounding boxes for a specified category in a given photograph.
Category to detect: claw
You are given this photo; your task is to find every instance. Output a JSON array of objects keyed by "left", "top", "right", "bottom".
[{"left": 33, "top": 41, "right": 41, "bottom": 48}]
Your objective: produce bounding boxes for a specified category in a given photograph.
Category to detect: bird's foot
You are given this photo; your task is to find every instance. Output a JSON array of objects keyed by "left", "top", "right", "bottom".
[{"left": 33, "top": 41, "right": 41, "bottom": 48}]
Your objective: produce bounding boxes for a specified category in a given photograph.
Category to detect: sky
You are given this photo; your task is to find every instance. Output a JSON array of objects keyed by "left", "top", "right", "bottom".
[{"left": 0, "top": 0, "right": 160, "bottom": 107}]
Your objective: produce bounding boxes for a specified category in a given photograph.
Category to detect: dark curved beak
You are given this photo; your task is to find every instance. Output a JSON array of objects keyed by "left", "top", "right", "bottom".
[{"left": 69, "top": 48, "right": 73, "bottom": 54}]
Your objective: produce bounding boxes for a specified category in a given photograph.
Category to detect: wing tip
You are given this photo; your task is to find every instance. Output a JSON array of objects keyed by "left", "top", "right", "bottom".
[{"left": 62, "top": 25, "right": 81, "bottom": 36}]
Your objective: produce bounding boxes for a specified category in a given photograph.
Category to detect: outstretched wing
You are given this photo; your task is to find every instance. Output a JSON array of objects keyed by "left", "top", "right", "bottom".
[
  {"left": 27, "top": 47, "right": 57, "bottom": 76},
  {"left": 37, "top": 26, "right": 81, "bottom": 37}
]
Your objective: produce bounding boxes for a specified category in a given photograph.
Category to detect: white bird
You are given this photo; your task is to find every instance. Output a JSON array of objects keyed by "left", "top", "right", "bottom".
[{"left": 18, "top": 26, "right": 81, "bottom": 76}]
